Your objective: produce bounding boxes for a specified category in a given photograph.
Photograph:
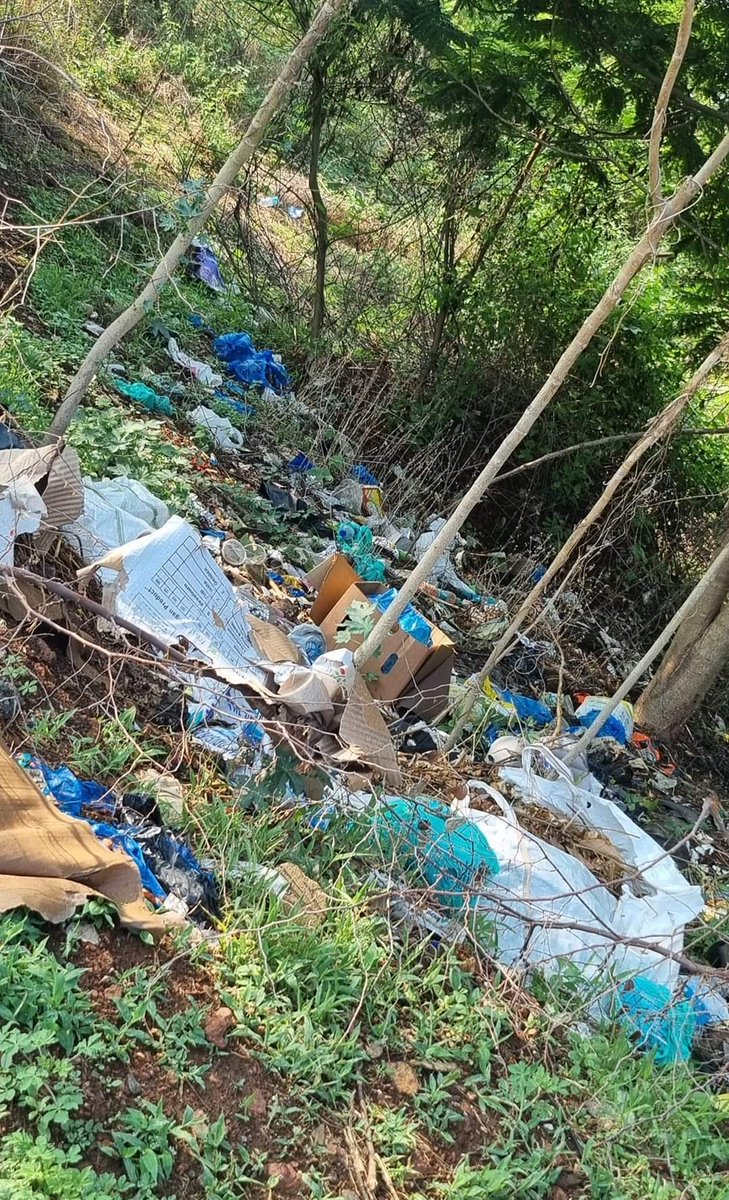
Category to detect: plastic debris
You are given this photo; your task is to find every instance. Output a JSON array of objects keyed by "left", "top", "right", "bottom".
[
  {"left": 377, "top": 794, "right": 500, "bottom": 908},
  {"left": 63, "top": 477, "right": 169, "bottom": 563},
  {"left": 20, "top": 755, "right": 218, "bottom": 917},
  {"left": 289, "top": 451, "right": 315, "bottom": 472},
  {"left": 372, "top": 588, "right": 433, "bottom": 647},
  {"left": 413, "top": 516, "right": 481, "bottom": 602},
  {"left": 351, "top": 465, "right": 379, "bottom": 486},
  {"left": 115, "top": 379, "right": 175, "bottom": 416},
  {"left": 189, "top": 405, "right": 245, "bottom": 452},
  {"left": 682, "top": 976, "right": 729, "bottom": 1027},
  {"left": 617, "top": 978, "right": 696, "bottom": 1065},
  {"left": 575, "top": 695, "right": 635, "bottom": 745},
  {"left": 336, "top": 521, "right": 386, "bottom": 581},
  {"left": 0, "top": 421, "right": 26, "bottom": 450},
  {"left": 166, "top": 337, "right": 223, "bottom": 388},
  {"left": 288, "top": 623, "right": 327, "bottom": 664},
  {"left": 191, "top": 239, "right": 226, "bottom": 292},
  {"left": 213, "top": 332, "right": 290, "bottom": 394}
]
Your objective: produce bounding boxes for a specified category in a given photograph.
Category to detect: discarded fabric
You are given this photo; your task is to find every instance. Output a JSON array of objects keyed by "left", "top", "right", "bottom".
[
  {"left": 213, "top": 332, "right": 290, "bottom": 394},
  {"left": 115, "top": 379, "right": 175, "bottom": 416}
]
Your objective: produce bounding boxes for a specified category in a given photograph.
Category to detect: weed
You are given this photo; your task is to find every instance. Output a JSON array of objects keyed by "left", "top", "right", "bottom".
[
  {"left": 0, "top": 1131, "right": 121, "bottom": 1200},
  {"left": 67, "top": 708, "right": 166, "bottom": 780},
  {"left": 64, "top": 397, "right": 193, "bottom": 510},
  {"left": 103, "top": 1101, "right": 182, "bottom": 1193},
  {"left": 0, "top": 652, "right": 40, "bottom": 697},
  {"left": 28, "top": 708, "right": 77, "bottom": 750}
]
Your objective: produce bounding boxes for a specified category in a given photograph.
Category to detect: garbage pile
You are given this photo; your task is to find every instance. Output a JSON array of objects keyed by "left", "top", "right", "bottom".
[{"left": 1, "top": 321, "right": 727, "bottom": 1073}]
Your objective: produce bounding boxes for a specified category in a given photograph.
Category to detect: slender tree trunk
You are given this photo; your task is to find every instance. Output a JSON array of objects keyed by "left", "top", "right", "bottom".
[
  {"left": 414, "top": 141, "right": 542, "bottom": 398},
  {"left": 309, "top": 58, "right": 329, "bottom": 340},
  {"left": 48, "top": 0, "right": 346, "bottom": 437},
  {"left": 352, "top": 131, "right": 729, "bottom": 674},
  {"left": 634, "top": 531, "right": 729, "bottom": 738},
  {"left": 413, "top": 185, "right": 458, "bottom": 396},
  {"left": 442, "top": 327, "right": 729, "bottom": 749},
  {"left": 563, "top": 538, "right": 729, "bottom": 761}
]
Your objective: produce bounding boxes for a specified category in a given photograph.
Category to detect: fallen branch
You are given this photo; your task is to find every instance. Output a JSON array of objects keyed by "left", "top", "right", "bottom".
[{"left": 493, "top": 423, "right": 729, "bottom": 484}]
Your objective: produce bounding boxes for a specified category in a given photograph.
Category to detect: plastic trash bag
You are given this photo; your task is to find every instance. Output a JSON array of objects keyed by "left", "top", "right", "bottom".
[
  {"left": 575, "top": 694, "right": 634, "bottom": 744},
  {"left": 189, "top": 406, "right": 245, "bottom": 452},
  {"left": 493, "top": 746, "right": 704, "bottom": 989},
  {"left": 62, "top": 477, "right": 169, "bottom": 563},
  {"left": 213, "top": 332, "right": 290, "bottom": 394},
  {"left": 191, "top": 240, "right": 226, "bottom": 292},
  {"left": 166, "top": 337, "right": 223, "bottom": 388},
  {"left": 377, "top": 794, "right": 499, "bottom": 908},
  {"left": 336, "top": 521, "right": 386, "bottom": 581},
  {"left": 616, "top": 977, "right": 696, "bottom": 1064},
  {"left": 413, "top": 516, "right": 481, "bottom": 602},
  {"left": 115, "top": 379, "right": 175, "bottom": 416}
]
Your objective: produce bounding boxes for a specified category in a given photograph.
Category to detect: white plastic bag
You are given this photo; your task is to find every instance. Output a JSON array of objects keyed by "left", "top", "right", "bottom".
[
  {"left": 489, "top": 746, "right": 704, "bottom": 987},
  {"left": 62, "top": 477, "right": 169, "bottom": 562},
  {"left": 189, "top": 406, "right": 244, "bottom": 452}
]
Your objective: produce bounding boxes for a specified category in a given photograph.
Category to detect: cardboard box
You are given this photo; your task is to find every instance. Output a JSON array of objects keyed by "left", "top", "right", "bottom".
[{"left": 308, "top": 554, "right": 454, "bottom": 719}]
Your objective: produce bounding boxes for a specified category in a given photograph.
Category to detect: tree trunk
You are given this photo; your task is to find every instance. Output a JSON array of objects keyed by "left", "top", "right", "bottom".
[
  {"left": 309, "top": 58, "right": 329, "bottom": 340},
  {"left": 413, "top": 185, "right": 458, "bottom": 396},
  {"left": 634, "top": 534, "right": 729, "bottom": 738},
  {"left": 48, "top": 0, "right": 346, "bottom": 437},
  {"left": 352, "top": 131, "right": 729, "bottom": 674}
]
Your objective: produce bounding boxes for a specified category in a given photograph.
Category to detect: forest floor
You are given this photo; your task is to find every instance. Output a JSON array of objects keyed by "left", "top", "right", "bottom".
[{"left": 1, "top": 36, "right": 729, "bottom": 1200}]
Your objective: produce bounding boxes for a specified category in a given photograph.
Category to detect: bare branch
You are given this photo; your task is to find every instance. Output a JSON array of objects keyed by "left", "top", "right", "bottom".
[{"left": 648, "top": 0, "right": 695, "bottom": 212}]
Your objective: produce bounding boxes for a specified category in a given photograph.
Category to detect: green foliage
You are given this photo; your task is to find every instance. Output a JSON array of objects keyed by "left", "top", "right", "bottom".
[
  {"left": 65, "top": 397, "right": 193, "bottom": 509},
  {"left": 0, "top": 1132, "right": 121, "bottom": 1200},
  {"left": 66, "top": 707, "right": 166, "bottom": 780}
]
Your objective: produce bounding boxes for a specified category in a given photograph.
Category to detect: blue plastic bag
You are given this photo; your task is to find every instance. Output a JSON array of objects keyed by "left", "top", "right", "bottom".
[
  {"left": 378, "top": 796, "right": 499, "bottom": 908},
  {"left": 213, "top": 333, "right": 290, "bottom": 394},
  {"left": 617, "top": 977, "right": 696, "bottom": 1065},
  {"left": 372, "top": 587, "right": 433, "bottom": 647}
]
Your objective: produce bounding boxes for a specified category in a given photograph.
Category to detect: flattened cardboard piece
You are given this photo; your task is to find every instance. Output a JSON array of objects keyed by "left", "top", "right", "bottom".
[
  {"left": 339, "top": 674, "right": 401, "bottom": 785},
  {"left": 248, "top": 613, "right": 302, "bottom": 664},
  {"left": 308, "top": 553, "right": 360, "bottom": 625},
  {"left": 42, "top": 446, "right": 83, "bottom": 526},
  {"left": 0, "top": 444, "right": 82, "bottom": 528},
  {"left": 319, "top": 581, "right": 432, "bottom": 704},
  {"left": 0, "top": 745, "right": 178, "bottom": 933},
  {"left": 0, "top": 573, "right": 66, "bottom": 624}
]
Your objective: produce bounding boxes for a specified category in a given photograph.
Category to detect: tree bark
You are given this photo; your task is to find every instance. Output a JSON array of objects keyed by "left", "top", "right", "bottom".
[
  {"left": 564, "top": 538, "right": 729, "bottom": 760},
  {"left": 352, "top": 131, "right": 729, "bottom": 674},
  {"left": 648, "top": 0, "right": 695, "bottom": 211},
  {"left": 309, "top": 58, "right": 329, "bottom": 340},
  {"left": 442, "top": 327, "right": 729, "bottom": 749},
  {"left": 48, "top": 0, "right": 347, "bottom": 437},
  {"left": 634, "top": 532, "right": 729, "bottom": 739}
]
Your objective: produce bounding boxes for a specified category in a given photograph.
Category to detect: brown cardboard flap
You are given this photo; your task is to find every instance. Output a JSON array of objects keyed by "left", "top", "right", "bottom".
[
  {"left": 339, "top": 674, "right": 401, "bottom": 785},
  {"left": 0, "top": 744, "right": 179, "bottom": 933},
  {"left": 308, "top": 554, "right": 360, "bottom": 625},
  {"left": 248, "top": 614, "right": 302, "bottom": 664}
]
